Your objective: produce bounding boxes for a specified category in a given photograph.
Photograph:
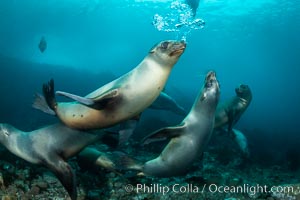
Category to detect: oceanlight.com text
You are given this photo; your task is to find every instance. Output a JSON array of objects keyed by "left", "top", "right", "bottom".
[{"left": 124, "top": 183, "right": 297, "bottom": 196}]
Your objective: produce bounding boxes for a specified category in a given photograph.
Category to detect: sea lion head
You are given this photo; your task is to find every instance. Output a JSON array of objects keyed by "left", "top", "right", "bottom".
[
  {"left": 200, "top": 71, "right": 220, "bottom": 107},
  {"left": 0, "top": 123, "right": 14, "bottom": 143},
  {"left": 235, "top": 84, "right": 252, "bottom": 102},
  {"left": 149, "top": 40, "right": 186, "bottom": 66}
]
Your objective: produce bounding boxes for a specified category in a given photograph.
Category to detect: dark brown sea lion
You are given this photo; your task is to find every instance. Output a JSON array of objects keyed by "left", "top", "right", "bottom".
[
  {"left": 214, "top": 84, "right": 252, "bottom": 132},
  {"left": 0, "top": 123, "right": 106, "bottom": 200},
  {"left": 214, "top": 84, "right": 252, "bottom": 156}
]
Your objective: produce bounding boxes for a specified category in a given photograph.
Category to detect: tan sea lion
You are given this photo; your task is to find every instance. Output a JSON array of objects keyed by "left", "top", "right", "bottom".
[
  {"left": 0, "top": 123, "right": 106, "bottom": 200},
  {"left": 33, "top": 40, "right": 186, "bottom": 130}
]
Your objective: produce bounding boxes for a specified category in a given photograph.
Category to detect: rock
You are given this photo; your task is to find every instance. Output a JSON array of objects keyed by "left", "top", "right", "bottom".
[
  {"left": 87, "top": 190, "right": 101, "bottom": 200},
  {"left": 28, "top": 186, "right": 40, "bottom": 196},
  {"left": 271, "top": 183, "right": 300, "bottom": 200},
  {"left": 1, "top": 195, "right": 12, "bottom": 200},
  {"left": 2, "top": 163, "right": 15, "bottom": 174},
  {"left": 113, "top": 182, "right": 122, "bottom": 188},
  {"left": 36, "top": 181, "right": 48, "bottom": 189},
  {"left": 0, "top": 172, "right": 5, "bottom": 189},
  {"left": 107, "top": 172, "right": 116, "bottom": 178}
]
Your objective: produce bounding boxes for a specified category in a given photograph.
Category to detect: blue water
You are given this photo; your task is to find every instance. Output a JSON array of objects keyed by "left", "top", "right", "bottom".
[{"left": 0, "top": 0, "right": 299, "bottom": 164}]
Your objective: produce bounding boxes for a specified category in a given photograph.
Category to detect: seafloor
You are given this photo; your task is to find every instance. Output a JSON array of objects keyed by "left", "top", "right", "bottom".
[{"left": 0, "top": 134, "right": 299, "bottom": 200}]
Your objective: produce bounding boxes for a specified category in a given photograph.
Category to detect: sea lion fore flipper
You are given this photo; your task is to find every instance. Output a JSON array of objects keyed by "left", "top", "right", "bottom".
[
  {"left": 56, "top": 88, "right": 120, "bottom": 110},
  {"left": 56, "top": 91, "right": 94, "bottom": 106},
  {"left": 92, "top": 88, "right": 119, "bottom": 102},
  {"left": 142, "top": 122, "right": 186, "bottom": 145},
  {"left": 90, "top": 88, "right": 120, "bottom": 109},
  {"left": 46, "top": 158, "right": 77, "bottom": 200}
]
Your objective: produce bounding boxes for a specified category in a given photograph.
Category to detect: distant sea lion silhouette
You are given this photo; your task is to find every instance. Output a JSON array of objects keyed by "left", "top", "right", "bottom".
[
  {"left": 118, "top": 71, "right": 220, "bottom": 177},
  {"left": 38, "top": 36, "right": 47, "bottom": 53},
  {"left": 150, "top": 91, "right": 187, "bottom": 115},
  {"left": 33, "top": 40, "right": 186, "bottom": 131},
  {"left": 0, "top": 123, "right": 106, "bottom": 200},
  {"left": 231, "top": 128, "right": 250, "bottom": 157},
  {"left": 185, "top": 0, "right": 200, "bottom": 16}
]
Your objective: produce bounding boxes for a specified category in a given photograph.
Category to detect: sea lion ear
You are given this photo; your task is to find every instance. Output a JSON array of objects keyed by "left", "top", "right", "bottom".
[
  {"left": 149, "top": 42, "right": 159, "bottom": 54},
  {"left": 149, "top": 48, "right": 156, "bottom": 54}
]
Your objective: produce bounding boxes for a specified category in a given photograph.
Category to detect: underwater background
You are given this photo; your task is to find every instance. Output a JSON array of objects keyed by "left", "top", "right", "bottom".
[{"left": 0, "top": 0, "right": 300, "bottom": 199}]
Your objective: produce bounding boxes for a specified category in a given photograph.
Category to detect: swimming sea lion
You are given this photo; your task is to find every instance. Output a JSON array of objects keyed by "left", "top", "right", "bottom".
[
  {"left": 150, "top": 91, "right": 187, "bottom": 116},
  {"left": 231, "top": 128, "right": 250, "bottom": 157},
  {"left": 185, "top": 0, "right": 200, "bottom": 16},
  {"left": 38, "top": 36, "right": 47, "bottom": 53},
  {"left": 119, "top": 71, "right": 220, "bottom": 177},
  {"left": 0, "top": 123, "right": 106, "bottom": 200},
  {"left": 214, "top": 84, "right": 252, "bottom": 156},
  {"left": 77, "top": 147, "right": 120, "bottom": 174},
  {"left": 33, "top": 40, "right": 186, "bottom": 130},
  {"left": 214, "top": 84, "right": 252, "bottom": 132}
]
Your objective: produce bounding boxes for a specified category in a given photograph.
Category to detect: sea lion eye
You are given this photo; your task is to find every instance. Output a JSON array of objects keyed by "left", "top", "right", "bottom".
[{"left": 161, "top": 42, "right": 169, "bottom": 49}]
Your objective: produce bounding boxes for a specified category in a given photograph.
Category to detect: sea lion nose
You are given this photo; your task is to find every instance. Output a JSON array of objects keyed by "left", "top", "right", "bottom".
[
  {"left": 206, "top": 71, "right": 216, "bottom": 81},
  {"left": 180, "top": 41, "right": 187, "bottom": 47}
]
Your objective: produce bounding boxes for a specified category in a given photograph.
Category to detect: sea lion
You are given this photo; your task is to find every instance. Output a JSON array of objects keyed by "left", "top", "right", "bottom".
[
  {"left": 77, "top": 147, "right": 120, "bottom": 174},
  {"left": 33, "top": 40, "right": 186, "bottom": 130},
  {"left": 119, "top": 71, "right": 220, "bottom": 177},
  {"left": 185, "top": 0, "right": 200, "bottom": 16},
  {"left": 150, "top": 91, "right": 187, "bottom": 116},
  {"left": 0, "top": 123, "right": 106, "bottom": 200},
  {"left": 231, "top": 128, "right": 250, "bottom": 157},
  {"left": 214, "top": 84, "right": 252, "bottom": 132},
  {"left": 214, "top": 84, "right": 252, "bottom": 156},
  {"left": 38, "top": 36, "right": 47, "bottom": 53}
]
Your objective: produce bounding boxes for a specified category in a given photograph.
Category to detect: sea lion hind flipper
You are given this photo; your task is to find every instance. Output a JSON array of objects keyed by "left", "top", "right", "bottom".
[
  {"left": 56, "top": 88, "right": 119, "bottom": 109},
  {"left": 46, "top": 159, "right": 77, "bottom": 200},
  {"left": 142, "top": 122, "right": 186, "bottom": 145},
  {"left": 42, "top": 79, "right": 57, "bottom": 112},
  {"left": 118, "top": 118, "right": 139, "bottom": 146},
  {"left": 32, "top": 93, "right": 56, "bottom": 115}
]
